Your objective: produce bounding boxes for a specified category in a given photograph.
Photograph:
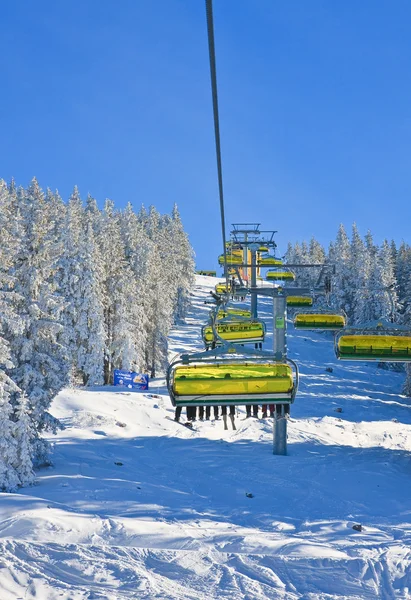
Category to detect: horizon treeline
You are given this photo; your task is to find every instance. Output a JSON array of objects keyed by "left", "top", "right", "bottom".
[
  {"left": 284, "top": 223, "right": 411, "bottom": 395},
  {"left": 0, "top": 177, "right": 195, "bottom": 490}
]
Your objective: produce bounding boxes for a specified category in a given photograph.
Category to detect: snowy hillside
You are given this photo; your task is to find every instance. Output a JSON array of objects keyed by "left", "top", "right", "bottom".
[{"left": 1, "top": 275, "right": 411, "bottom": 599}]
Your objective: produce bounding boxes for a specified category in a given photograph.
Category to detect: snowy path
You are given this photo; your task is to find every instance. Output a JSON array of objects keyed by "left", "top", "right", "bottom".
[{"left": 1, "top": 276, "right": 411, "bottom": 599}]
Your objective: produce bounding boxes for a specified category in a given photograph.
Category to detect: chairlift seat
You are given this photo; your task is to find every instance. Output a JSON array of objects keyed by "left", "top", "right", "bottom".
[
  {"left": 266, "top": 270, "right": 295, "bottom": 281},
  {"left": 258, "top": 255, "right": 283, "bottom": 266},
  {"left": 202, "top": 321, "right": 265, "bottom": 345},
  {"left": 218, "top": 254, "right": 243, "bottom": 265},
  {"left": 337, "top": 335, "right": 411, "bottom": 361},
  {"left": 217, "top": 308, "right": 251, "bottom": 319},
  {"left": 286, "top": 296, "right": 313, "bottom": 307},
  {"left": 215, "top": 283, "right": 228, "bottom": 294},
  {"left": 173, "top": 362, "right": 293, "bottom": 399},
  {"left": 294, "top": 313, "right": 345, "bottom": 329}
]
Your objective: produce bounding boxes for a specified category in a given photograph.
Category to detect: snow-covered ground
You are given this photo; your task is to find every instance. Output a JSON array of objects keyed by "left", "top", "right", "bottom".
[{"left": 1, "top": 275, "right": 411, "bottom": 599}]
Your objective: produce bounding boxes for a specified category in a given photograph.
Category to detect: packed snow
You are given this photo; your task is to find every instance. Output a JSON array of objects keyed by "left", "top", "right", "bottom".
[{"left": 1, "top": 275, "right": 410, "bottom": 599}]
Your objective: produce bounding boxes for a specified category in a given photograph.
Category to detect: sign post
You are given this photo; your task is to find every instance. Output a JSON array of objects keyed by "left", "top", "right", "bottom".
[{"left": 113, "top": 370, "right": 149, "bottom": 391}]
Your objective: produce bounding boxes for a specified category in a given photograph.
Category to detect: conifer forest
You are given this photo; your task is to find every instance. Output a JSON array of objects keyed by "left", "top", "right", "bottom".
[
  {"left": 284, "top": 225, "right": 411, "bottom": 396},
  {"left": 0, "top": 177, "right": 195, "bottom": 490}
]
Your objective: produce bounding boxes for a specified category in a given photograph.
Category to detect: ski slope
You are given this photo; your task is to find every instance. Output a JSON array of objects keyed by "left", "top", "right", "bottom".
[{"left": 1, "top": 275, "right": 411, "bottom": 599}]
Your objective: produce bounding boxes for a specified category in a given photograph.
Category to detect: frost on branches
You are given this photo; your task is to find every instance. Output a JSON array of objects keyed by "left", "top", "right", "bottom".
[
  {"left": 0, "top": 180, "right": 35, "bottom": 489},
  {"left": 286, "top": 225, "right": 411, "bottom": 396},
  {"left": 0, "top": 177, "right": 196, "bottom": 487}
]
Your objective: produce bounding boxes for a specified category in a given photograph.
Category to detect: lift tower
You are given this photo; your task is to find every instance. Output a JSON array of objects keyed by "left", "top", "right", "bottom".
[{"left": 224, "top": 223, "right": 278, "bottom": 318}]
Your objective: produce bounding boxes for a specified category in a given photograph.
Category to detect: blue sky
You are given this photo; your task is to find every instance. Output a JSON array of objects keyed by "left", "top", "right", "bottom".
[{"left": 1, "top": 0, "right": 411, "bottom": 269}]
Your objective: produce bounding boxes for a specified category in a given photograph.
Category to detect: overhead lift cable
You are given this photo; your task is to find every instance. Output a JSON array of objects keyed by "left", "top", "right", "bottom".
[
  {"left": 205, "top": 0, "right": 229, "bottom": 292},
  {"left": 167, "top": 1, "right": 299, "bottom": 450}
]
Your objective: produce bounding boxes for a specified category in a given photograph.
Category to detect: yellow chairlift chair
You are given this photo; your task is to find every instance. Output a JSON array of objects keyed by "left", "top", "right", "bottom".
[
  {"left": 335, "top": 319, "right": 411, "bottom": 361},
  {"left": 286, "top": 296, "right": 313, "bottom": 308},
  {"left": 258, "top": 255, "right": 283, "bottom": 267},
  {"left": 217, "top": 308, "right": 251, "bottom": 319},
  {"left": 202, "top": 318, "right": 266, "bottom": 349},
  {"left": 266, "top": 269, "right": 296, "bottom": 282},
  {"left": 293, "top": 310, "right": 346, "bottom": 330},
  {"left": 167, "top": 346, "right": 299, "bottom": 409}
]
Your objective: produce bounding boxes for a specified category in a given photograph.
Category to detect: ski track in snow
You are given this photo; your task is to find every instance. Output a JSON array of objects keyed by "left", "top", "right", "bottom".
[{"left": 1, "top": 275, "right": 411, "bottom": 598}]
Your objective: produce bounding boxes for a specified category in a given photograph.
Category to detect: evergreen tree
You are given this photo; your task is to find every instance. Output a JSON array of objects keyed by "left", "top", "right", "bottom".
[
  {"left": 404, "top": 365, "right": 411, "bottom": 397},
  {"left": 284, "top": 242, "right": 295, "bottom": 265},
  {"left": 13, "top": 394, "right": 35, "bottom": 486},
  {"left": 0, "top": 179, "right": 24, "bottom": 489},
  {"left": 0, "top": 390, "right": 20, "bottom": 491},
  {"left": 377, "top": 240, "right": 398, "bottom": 321},
  {"left": 350, "top": 224, "right": 370, "bottom": 323},
  {"left": 331, "top": 224, "right": 351, "bottom": 317},
  {"left": 98, "top": 200, "right": 142, "bottom": 383},
  {"left": 170, "top": 204, "right": 195, "bottom": 322},
  {"left": 58, "top": 186, "right": 85, "bottom": 382},
  {"left": 396, "top": 242, "right": 411, "bottom": 317},
  {"left": 8, "top": 178, "right": 68, "bottom": 466},
  {"left": 76, "top": 223, "right": 106, "bottom": 385}
]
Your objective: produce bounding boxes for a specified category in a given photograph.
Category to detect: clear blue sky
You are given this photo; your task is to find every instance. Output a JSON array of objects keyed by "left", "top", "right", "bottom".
[{"left": 1, "top": 0, "right": 411, "bottom": 269}]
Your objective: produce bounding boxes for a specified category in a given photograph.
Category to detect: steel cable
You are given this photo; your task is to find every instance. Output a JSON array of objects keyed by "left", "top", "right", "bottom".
[{"left": 205, "top": 0, "right": 229, "bottom": 292}]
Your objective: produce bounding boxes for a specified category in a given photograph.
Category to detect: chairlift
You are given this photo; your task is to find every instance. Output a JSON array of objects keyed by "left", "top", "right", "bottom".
[
  {"left": 266, "top": 269, "right": 296, "bottom": 282},
  {"left": 215, "top": 283, "right": 229, "bottom": 294},
  {"left": 218, "top": 254, "right": 243, "bottom": 265},
  {"left": 335, "top": 319, "right": 411, "bottom": 362},
  {"left": 217, "top": 308, "right": 251, "bottom": 319},
  {"left": 258, "top": 255, "right": 283, "bottom": 267},
  {"left": 167, "top": 345, "right": 299, "bottom": 408},
  {"left": 215, "top": 282, "right": 249, "bottom": 299},
  {"left": 225, "top": 242, "right": 242, "bottom": 250},
  {"left": 202, "top": 318, "right": 266, "bottom": 349},
  {"left": 286, "top": 296, "right": 313, "bottom": 307},
  {"left": 258, "top": 246, "right": 269, "bottom": 252},
  {"left": 293, "top": 310, "right": 346, "bottom": 330}
]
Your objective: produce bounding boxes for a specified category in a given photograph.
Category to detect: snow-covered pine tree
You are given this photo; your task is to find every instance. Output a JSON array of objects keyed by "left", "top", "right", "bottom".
[
  {"left": 0, "top": 384, "right": 20, "bottom": 491},
  {"left": 307, "top": 237, "right": 325, "bottom": 290},
  {"left": 139, "top": 206, "right": 174, "bottom": 377},
  {"left": 404, "top": 365, "right": 411, "bottom": 397},
  {"left": 13, "top": 393, "right": 35, "bottom": 486},
  {"left": 118, "top": 203, "right": 150, "bottom": 371},
  {"left": 98, "top": 200, "right": 142, "bottom": 383},
  {"left": 390, "top": 240, "right": 398, "bottom": 277},
  {"left": 376, "top": 240, "right": 398, "bottom": 321},
  {"left": 143, "top": 243, "right": 172, "bottom": 377},
  {"left": 170, "top": 204, "right": 195, "bottom": 323},
  {"left": 359, "top": 238, "right": 398, "bottom": 323},
  {"left": 8, "top": 178, "right": 68, "bottom": 466},
  {"left": 58, "top": 186, "right": 85, "bottom": 383},
  {"left": 283, "top": 242, "right": 295, "bottom": 265},
  {"left": 0, "top": 179, "right": 25, "bottom": 490},
  {"left": 350, "top": 224, "right": 371, "bottom": 324},
  {"left": 331, "top": 224, "right": 352, "bottom": 317},
  {"left": 296, "top": 241, "right": 311, "bottom": 286},
  {"left": 396, "top": 242, "right": 411, "bottom": 317},
  {"left": 85, "top": 193, "right": 103, "bottom": 236},
  {"left": 76, "top": 222, "right": 106, "bottom": 385},
  {"left": 58, "top": 188, "right": 106, "bottom": 385},
  {"left": 288, "top": 242, "right": 303, "bottom": 288},
  {"left": 45, "top": 188, "right": 66, "bottom": 242},
  {"left": 1, "top": 176, "right": 196, "bottom": 485}
]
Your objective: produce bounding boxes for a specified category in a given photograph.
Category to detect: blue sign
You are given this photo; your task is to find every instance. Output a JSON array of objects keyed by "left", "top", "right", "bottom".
[{"left": 113, "top": 370, "right": 149, "bottom": 391}]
